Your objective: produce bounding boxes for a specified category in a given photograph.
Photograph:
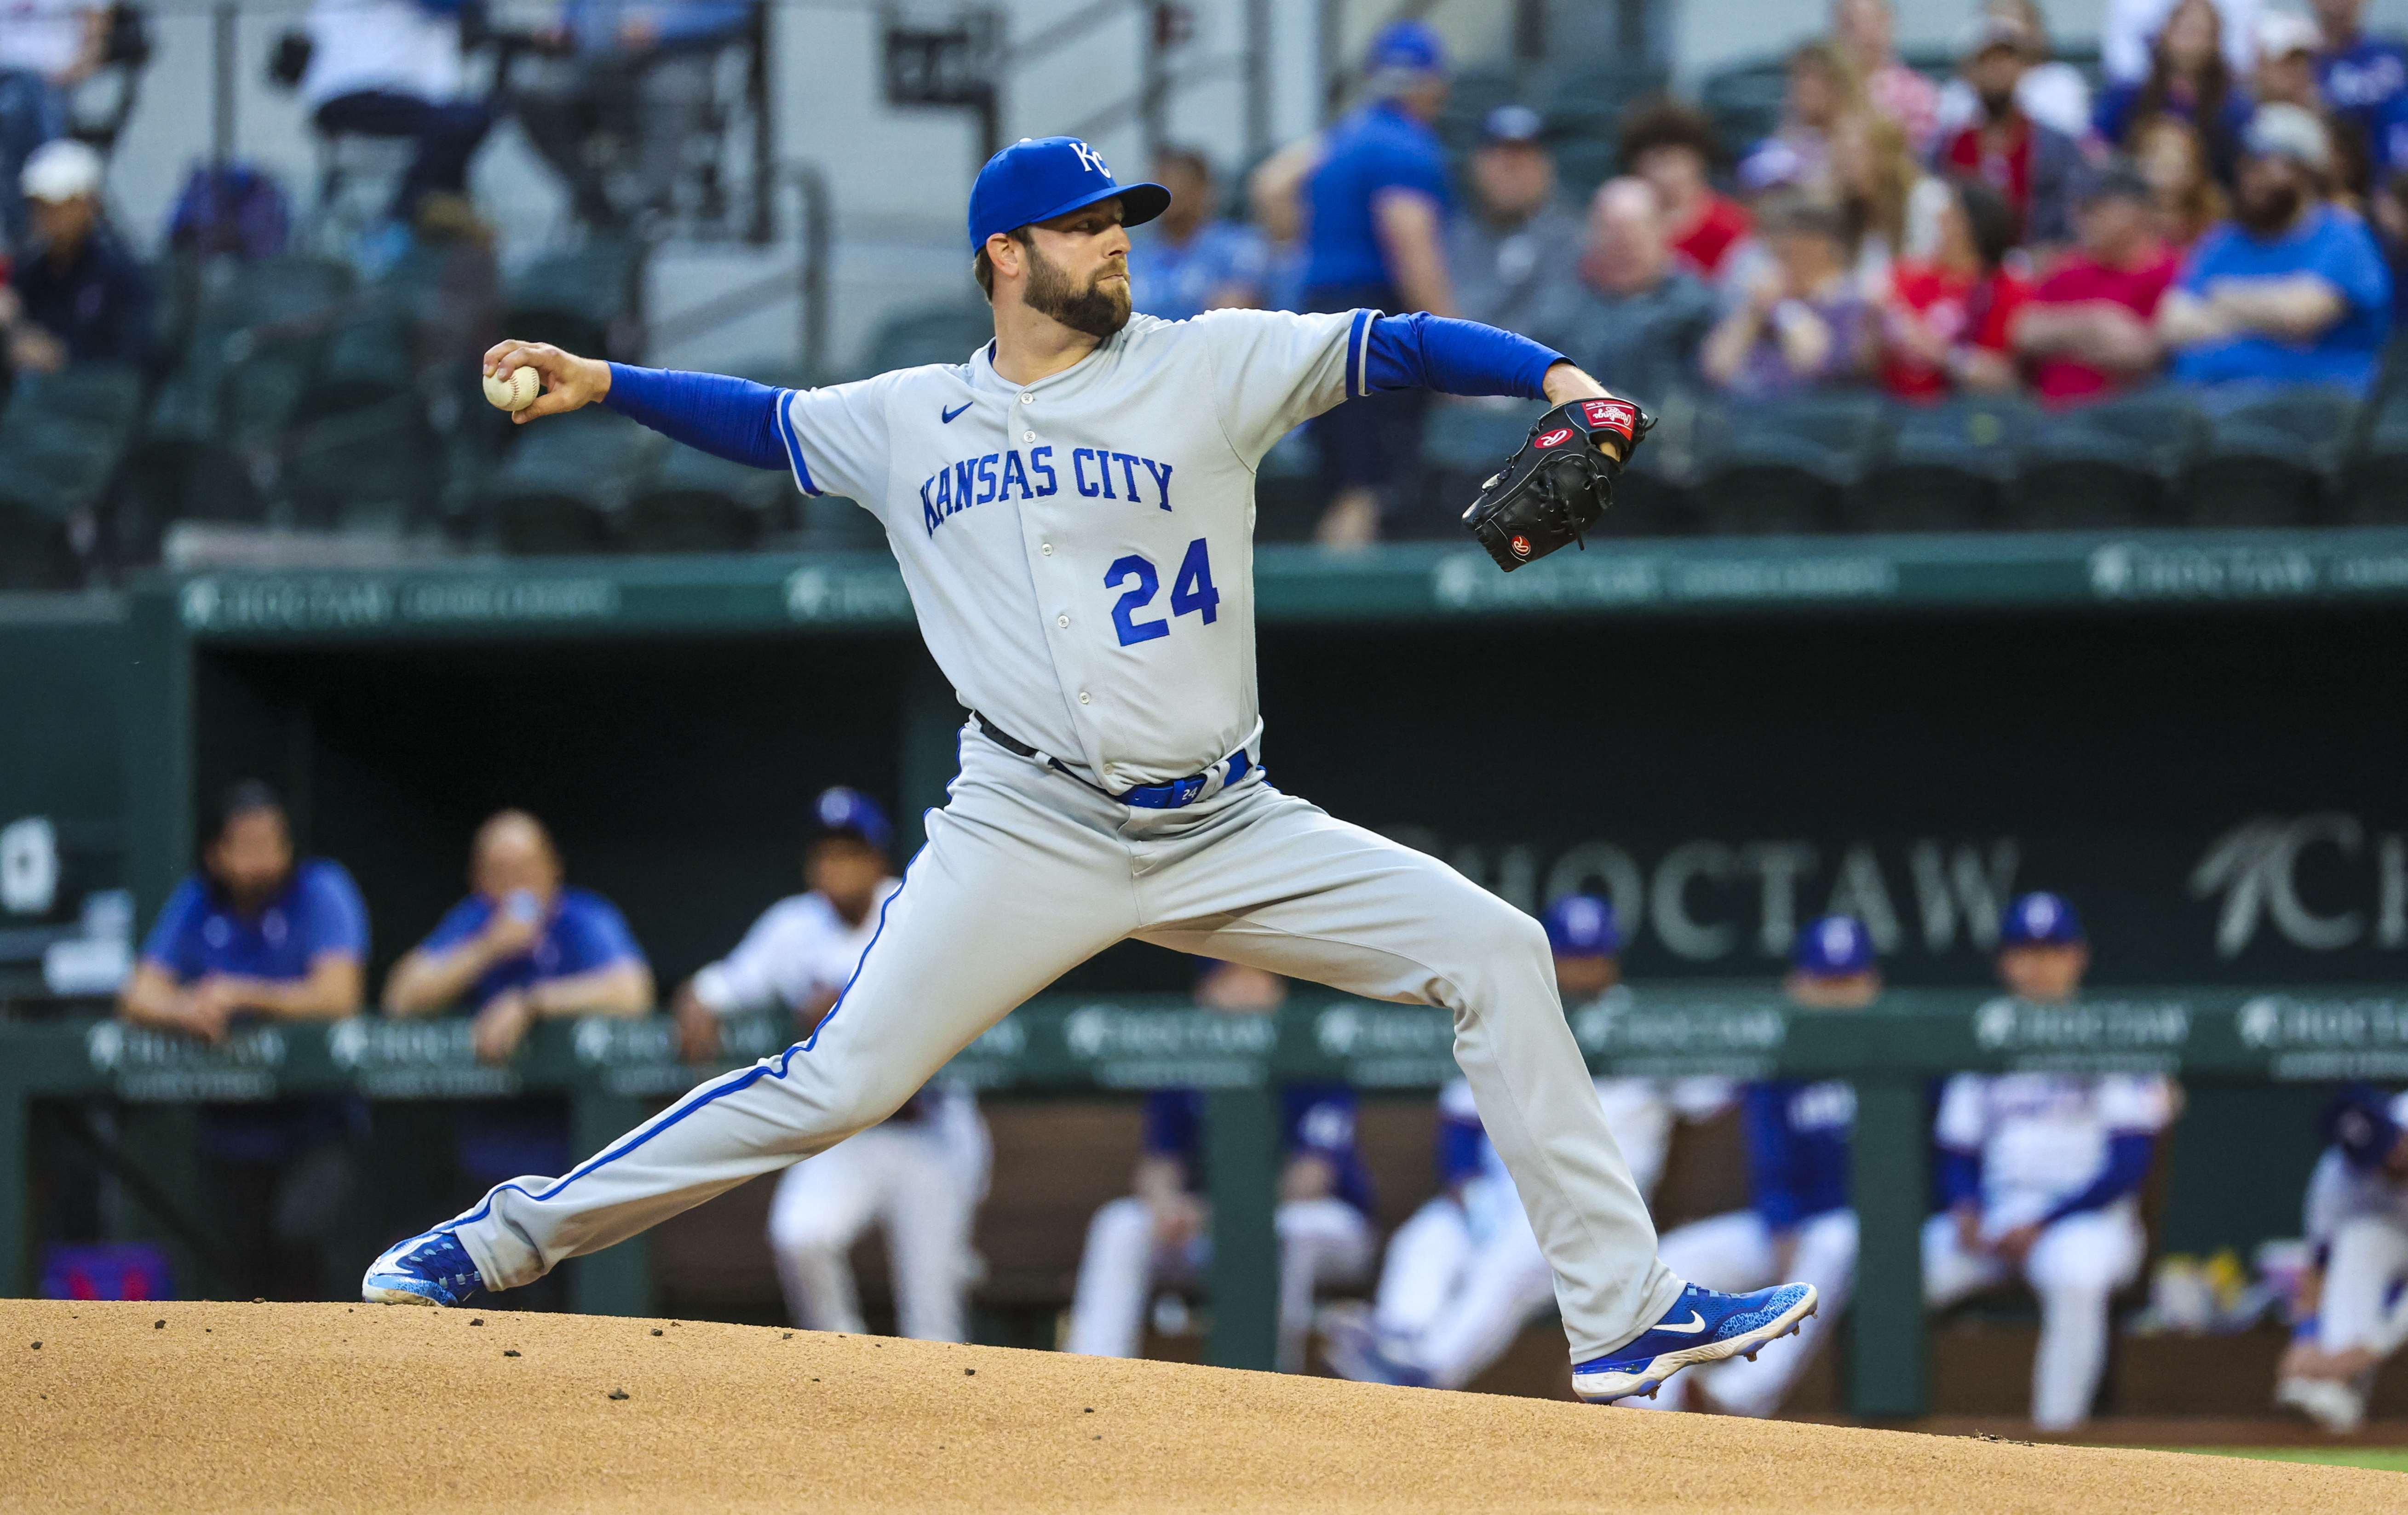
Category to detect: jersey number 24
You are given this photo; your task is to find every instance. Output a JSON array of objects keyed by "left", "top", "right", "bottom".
[{"left": 1106, "top": 538, "right": 1220, "bottom": 647}]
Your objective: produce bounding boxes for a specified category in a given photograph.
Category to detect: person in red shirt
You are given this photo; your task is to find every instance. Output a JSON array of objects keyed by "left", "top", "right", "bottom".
[
  {"left": 1939, "top": 14, "right": 2085, "bottom": 247},
  {"left": 1618, "top": 100, "right": 1753, "bottom": 278},
  {"left": 2011, "top": 160, "right": 2176, "bottom": 405},
  {"left": 1877, "top": 175, "right": 2029, "bottom": 400}
]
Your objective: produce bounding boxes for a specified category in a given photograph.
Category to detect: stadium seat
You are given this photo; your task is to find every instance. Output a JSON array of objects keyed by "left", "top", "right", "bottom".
[
  {"left": 503, "top": 237, "right": 641, "bottom": 361},
  {"left": 2007, "top": 388, "right": 2204, "bottom": 529},
  {"left": 0, "top": 365, "right": 143, "bottom": 585},
  {"left": 859, "top": 298, "right": 994, "bottom": 376},
  {"left": 1698, "top": 57, "right": 1791, "bottom": 167},
  {"left": 624, "top": 442, "right": 788, "bottom": 552},
  {"left": 2339, "top": 383, "right": 2408, "bottom": 523},
  {"left": 480, "top": 406, "right": 654, "bottom": 553},
  {"left": 1846, "top": 395, "right": 2034, "bottom": 533},
  {"left": 1690, "top": 394, "right": 1889, "bottom": 534},
  {"left": 2176, "top": 386, "right": 2357, "bottom": 527},
  {"left": 1252, "top": 429, "right": 1322, "bottom": 544},
  {"left": 1432, "top": 62, "right": 1522, "bottom": 156}
]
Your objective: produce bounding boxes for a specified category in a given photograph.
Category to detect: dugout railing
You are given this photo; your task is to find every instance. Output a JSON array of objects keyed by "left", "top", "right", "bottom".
[{"left": 6, "top": 985, "right": 2405, "bottom": 1416}]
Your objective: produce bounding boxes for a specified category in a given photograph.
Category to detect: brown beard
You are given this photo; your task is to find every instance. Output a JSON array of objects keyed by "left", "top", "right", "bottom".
[
  {"left": 1024, "top": 239, "right": 1131, "bottom": 338},
  {"left": 2236, "top": 182, "right": 2304, "bottom": 235}
]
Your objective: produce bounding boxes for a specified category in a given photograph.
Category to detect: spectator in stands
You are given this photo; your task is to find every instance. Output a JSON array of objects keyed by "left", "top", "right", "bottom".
[
  {"left": 1446, "top": 104, "right": 1584, "bottom": 347},
  {"left": 517, "top": 0, "right": 749, "bottom": 230},
  {"left": 0, "top": 0, "right": 101, "bottom": 252},
  {"left": 2013, "top": 160, "right": 2178, "bottom": 405},
  {"left": 0, "top": 139, "right": 151, "bottom": 374},
  {"left": 1291, "top": 19, "right": 1455, "bottom": 548},
  {"left": 2098, "top": 0, "right": 2253, "bottom": 185},
  {"left": 2162, "top": 103, "right": 2393, "bottom": 399},
  {"left": 301, "top": 0, "right": 495, "bottom": 226},
  {"left": 1065, "top": 960, "right": 1374, "bottom": 1374},
  {"left": 1925, "top": 892, "right": 2178, "bottom": 1432},
  {"left": 1935, "top": 0, "right": 2095, "bottom": 142},
  {"left": 1126, "top": 147, "right": 1266, "bottom": 323},
  {"left": 1618, "top": 100, "right": 1752, "bottom": 279},
  {"left": 384, "top": 809, "right": 650, "bottom": 1303},
  {"left": 2370, "top": 170, "right": 2408, "bottom": 325},
  {"left": 2313, "top": 0, "right": 2408, "bottom": 178},
  {"left": 119, "top": 781, "right": 368, "bottom": 1300},
  {"left": 1557, "top": 176, "right": 1717, "bottom": 412},
  {"left": 2133, "top": 112, "right": 2231, "bottom": 244},
  {"left": 1832, "top": 0, "right": 1938, "bottom": 155},
  {"left": 1942, "top": 13, "right": 2083, "bottom": 247},
  {"left": 2104, "top": 0, "right": 2262, "bottom": 86},
  {"left": 1830, "top": 107, "right": 1943, "bottom": 284},
  {"left": 1876, "top": 176, "right": 2027, "bottom": 401},
  {"left": 2274, "top": 1085, "right": 2408, "bottom": 1435},
  {"left": 1701, "top": 194, "right": 1871, "bottom": 397},
  {"left": 2254, "top": 11, "right": 2371, "bottom": 202},
  {"left": 1739, "top": 39, "right": 1863, "bottom": 196}
]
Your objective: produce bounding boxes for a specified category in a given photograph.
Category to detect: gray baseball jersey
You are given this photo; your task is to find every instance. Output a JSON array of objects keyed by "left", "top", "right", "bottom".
[{"left": 778, "top": 308, "right": 1372, "bottom": 788}]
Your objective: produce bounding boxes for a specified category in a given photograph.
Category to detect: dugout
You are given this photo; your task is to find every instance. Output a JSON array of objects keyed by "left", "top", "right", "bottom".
[{"left": 8, "top": 531, "right": 2408, "bottom": 1408}]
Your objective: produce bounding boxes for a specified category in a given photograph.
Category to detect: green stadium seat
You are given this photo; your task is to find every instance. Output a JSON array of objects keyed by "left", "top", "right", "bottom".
[
  {"left": 1698, "top": 57, "right": 1790, "bottom": 168},
  {"left": 1847, "top": 395, "right": 2034, "bottom": 532},
  {"left": 624, "top": 442, "right": 790, "bottom": 551},
  {"left": 2008, "top": 388, "right": 2203, "bottom": 528},
  {"left": 2339, "top": 384, "right": 2408, "bottom": 522},
  {"left": 1433, "top": 62, "right": 1523, "bottom": 156},
  {"left": 2176, "top": 387, "right": 2357, "bottom": 527},
  {"left": 0, "top": 365, "right": 144, "bottom": 586},
  {"left": 503, "top": 237, "right": 640, "bottom": 361},
  {"left": 1412, "top": 399, "right": 1532, "bottom": 540},
  {"left": 1690, "top": 393, "right": 1888, "bottom": 534},
  {"left": 282, "top": 400, "right": 440, "bottom": 534},
  {"left": 1253, "top": 429, "right": 1322, "bottom": 544},
  {"left": 860, "top": 298, "right": 994, "bottom": 376},
  {"left": 481, "top": 406, "right": 654, "bottom": 553},
  {"left": 799, "top": 492, "right": 883, "bottom": 549}
]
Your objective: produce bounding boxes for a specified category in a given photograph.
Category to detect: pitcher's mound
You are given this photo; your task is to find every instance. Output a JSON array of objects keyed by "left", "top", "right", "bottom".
[{"left": 5, "top": 1300, "right": 2395, "bottom": 1513}]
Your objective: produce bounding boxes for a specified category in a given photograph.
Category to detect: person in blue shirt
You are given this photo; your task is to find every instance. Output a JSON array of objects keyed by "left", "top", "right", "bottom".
[
  {"left": 1255, "top": 20, "right": 1457, "bottom": 547},
  {"left": 1125, "top": 146, "right": 1269, "bottom": 323},
  {"left": 383, "top": 808, "right": 651, "bottom": 1282},
  {"left": 3, "top": 140, "right": 154, "bottom": 375},
  {"left": 119, "top": 780, "right": 370, "bottom": 1300},
  {"left": 2313, "top": 0, "right": 2408, "bottom": 175},
  {"left": 515, "top": 0, "right": 751, "bottom": 230},
  {"left": 2162, "top": 103, "right": 2394, "bottom": 400},
  {"left": 1633, "top": 917, "right": 1879, "bottom": 1418},
  {"left": 1064, "top": 959, "right": 1373, "bottom": 1373}
]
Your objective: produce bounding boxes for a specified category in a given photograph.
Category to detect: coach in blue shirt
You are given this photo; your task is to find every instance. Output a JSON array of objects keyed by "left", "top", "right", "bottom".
[
  {"left": 1279, "top": 20, "right": 1458, "bottom": 546},
  {"left": 119, "top": 780, "right": 370, "bottom": 1299},
  {"left": 385, "top": 809, "right": 651, "bottom": 1205},
  {"left": 2162, "top": 103, "right": 2393, "bottom": 398}
]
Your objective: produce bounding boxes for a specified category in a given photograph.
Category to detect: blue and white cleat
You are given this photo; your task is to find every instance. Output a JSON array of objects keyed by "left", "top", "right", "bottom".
[
  {"left": 362, "top": 1231, "right": 487, "bottom": 1307},
  {"left": 1318, "top": 1304, "right": 1431, "bottom": 1389},
  {"left": 1571, "top": 1282, "right": 1817, "bottom": 1404}
]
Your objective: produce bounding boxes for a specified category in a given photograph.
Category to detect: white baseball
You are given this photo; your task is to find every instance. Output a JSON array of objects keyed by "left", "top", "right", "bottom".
[{"left": 482, "top": 365, "right": 540, "bottom": 413}]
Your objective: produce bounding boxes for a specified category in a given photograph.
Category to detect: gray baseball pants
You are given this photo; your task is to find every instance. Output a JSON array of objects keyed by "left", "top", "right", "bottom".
[{"left": 441, "top": 727, "right": 1683, "bottom": 1361}]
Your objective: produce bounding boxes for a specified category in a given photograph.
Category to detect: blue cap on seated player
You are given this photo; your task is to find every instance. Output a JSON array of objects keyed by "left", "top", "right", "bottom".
[
  {"left": 2322, "top": 1084, "right": 2408, "bottom": 1173},
  {"left": 967, "top": 136, "right": 1172, "bottom": 252},
  {"left": 1541, "top": 894, "right": 1621, "bottom": 1002},
  {"left": 810, "top": 786, "right": 892, "bottom": 853},
  {"left": 1787, "top": 915, "right": 1882, "bottom": 1009},
  {"left": 1998, "top": 890, "right": 2084, "bottom": 947}
]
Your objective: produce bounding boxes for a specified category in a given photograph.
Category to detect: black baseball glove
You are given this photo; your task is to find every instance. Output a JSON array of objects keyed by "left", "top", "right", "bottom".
[{"left": 1460, "top": 396, "right": 1654, "bottom": 572}]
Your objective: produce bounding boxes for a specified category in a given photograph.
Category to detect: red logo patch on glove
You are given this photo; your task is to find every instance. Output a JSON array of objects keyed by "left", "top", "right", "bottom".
[
  {"left": 1534, "top": 427, "right": 1574, "bottom": 449},
  {"left": 1510, "top": 534, "right": 1532, "bottom": 557},
  {"left": 1579, "top": 399, "right": 1638, "bottom": 441}
]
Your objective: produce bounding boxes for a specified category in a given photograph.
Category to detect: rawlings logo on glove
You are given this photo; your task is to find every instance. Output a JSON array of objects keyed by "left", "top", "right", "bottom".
[{"left": 1460, "top": 396, "right": 1655, "bottom": 573}]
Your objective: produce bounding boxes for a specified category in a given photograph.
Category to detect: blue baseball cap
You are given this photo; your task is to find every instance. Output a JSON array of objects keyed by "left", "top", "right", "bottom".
[
  {"left": 810, "top": 786, "right": 892, "bottom": 852},
  {"left": 1542, "top": 894, "right": 1621, "bottom": 957},
  {"left": 967, "top": 136, "right": 1170, "bottom": 253},
  {"left": 2322, "top": 1084, "right": 2408, "bottom": 1171},
  {"left": 1366, "top": 18, "right": 1448, "bottom": 77},
  {"left": 1792, "top": 916, "right": 1876, "bottom": 976},
  {"left": 1999, "top": 891, "right": 2084, "bottom": 948}
]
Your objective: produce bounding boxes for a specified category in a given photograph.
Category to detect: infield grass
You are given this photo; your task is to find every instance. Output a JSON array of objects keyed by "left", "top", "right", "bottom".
[{"left": 2161, "top": 1447, "right": 2408, "bottom": 1473}]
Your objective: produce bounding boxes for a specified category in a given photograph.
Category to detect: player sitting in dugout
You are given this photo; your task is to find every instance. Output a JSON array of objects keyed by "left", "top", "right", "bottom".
[
  {"left": 1067, "top": 959, "right": 1374, "bottom": 1375},
  {"left": 118, "top": 780, "right": 370, "bottom": 1301},
  {"left": 672, "top": 786, "right": 989, "bottom": 1346},
  {"left": 1323, "top": 894, "right": 1729, "bottom": 1392},
  {"left": 369, "top": 130, "right": 1817, "bottom": 1411},
  {"left": 1925, "top": 892, "right": 2178, "bottom": 1431},
  {"left": 1636, "top": 917, "right": 1879, "bottom": 1418},
  {"left": 2276, "top": 1085, "right": 2408, "bottom": 1434}
]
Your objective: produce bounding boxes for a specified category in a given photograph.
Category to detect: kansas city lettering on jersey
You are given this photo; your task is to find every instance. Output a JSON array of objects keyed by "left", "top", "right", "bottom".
[{"left": 917, "top": 445, "right": 1176, "bottom": 537}]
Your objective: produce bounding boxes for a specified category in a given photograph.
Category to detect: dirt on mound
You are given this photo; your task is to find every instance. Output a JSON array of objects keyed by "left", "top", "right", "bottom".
[{"left": 3, "top": 1300, "right": 2397, "bottom": 1513}]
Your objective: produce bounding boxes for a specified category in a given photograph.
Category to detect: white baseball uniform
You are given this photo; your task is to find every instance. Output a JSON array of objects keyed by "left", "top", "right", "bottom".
[
  {"left": 425, "top": 307, "right": 1683, "bottom": 1366},
  {"left": 1371, "top": 1056, "right": 1729, "bottom": 1389},
  {"left": 2303, "top": 1094, "right": 2408, "bottom": 1365},
  {"left": 692, "top": 879, "right": 992, "bottom": 1343},
  {"left": 1922, "top": 1072, "right": 2176, "bottom": 1429}
]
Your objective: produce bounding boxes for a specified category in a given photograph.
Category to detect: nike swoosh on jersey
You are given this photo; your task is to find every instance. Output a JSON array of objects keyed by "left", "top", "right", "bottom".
[
  {"left": 1655, "top": 1311, "right": 1707, "bottom": 1335},
  {"left": 941, "top": 402, "right": 972, "bottom": 424}
]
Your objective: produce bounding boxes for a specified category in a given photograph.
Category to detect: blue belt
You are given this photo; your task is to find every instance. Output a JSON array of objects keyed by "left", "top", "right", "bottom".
[{"left": 974, "top": 714, "right": 1253, "bottom": 810}]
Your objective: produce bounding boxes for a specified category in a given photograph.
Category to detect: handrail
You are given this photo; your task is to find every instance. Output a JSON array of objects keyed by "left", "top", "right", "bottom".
[{"left": 641, "top": 162, "right": 833, "bottom": 375}]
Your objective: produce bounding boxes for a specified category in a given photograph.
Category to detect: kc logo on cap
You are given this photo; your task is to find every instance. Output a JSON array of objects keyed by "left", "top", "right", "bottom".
[{"left": 967, "top": 136, "right": 1172, "bottom": 252}]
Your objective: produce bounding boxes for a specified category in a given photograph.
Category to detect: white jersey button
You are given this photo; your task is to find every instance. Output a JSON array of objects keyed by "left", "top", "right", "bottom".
[
  {"left": 1019, "top": 393, "right": 1034, "bottom": 404},
  {"left": 1056, "top": 615, "right": 1069, "bottom": 628},
  {"left": 1040, "top": 543, "right": 1052, "bottom": 556},
  {"left": 1022, "top": 431, "right": 1035, "bottom": 442},
  {"left": 1078, "top": 691, "right": 1091, "bottom": 705}
]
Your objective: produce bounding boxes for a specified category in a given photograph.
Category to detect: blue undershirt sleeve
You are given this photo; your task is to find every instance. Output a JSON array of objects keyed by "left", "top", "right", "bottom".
[
  {"left": 1938, "top": 1147, "right": 1983, "bottom": 1210},
  {"left": 1360, "top": 312, "right": 1564, "bottom": 400},
  {"left": 2041, "top": 1133, "right": 2156, "bottom": 1226},
  {"left": 603, "top": 364, "right": 792, "bottom": 471}
]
